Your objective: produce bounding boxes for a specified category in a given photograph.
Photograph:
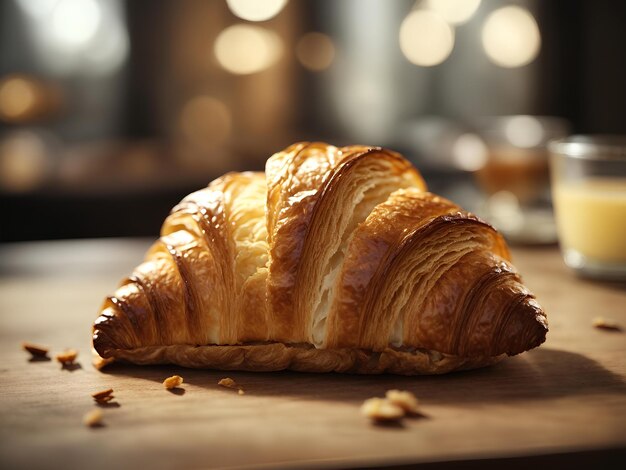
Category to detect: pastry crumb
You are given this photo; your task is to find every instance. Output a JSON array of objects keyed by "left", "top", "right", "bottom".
[
  {"left": 92, "top": 388, "right": 114, "bottom": 403},
  {"left": 592, "top": 317, "right": 622, "bottom": 331},
  {"left": 218, "top": 377, "right": 245, "bottom": 394},
  {"left": 360, "top": 397, "right": 404, "bottom": 422},
  {"left": 83, "top": 409, "right": 104, "bottom": 427},
  {"left": 385, "top": 389, "right": 420, "bottom": 415},
  {"left": 218, "top": 377, "right": 237, "bottom": 388},
  {"left": 56, "top": 349, "right": 78, "bottom": 365},
  {"left": 92, "top": 355, "right": 114, "bottom": 371},
  {"left": 163, "top": 375, "right": 184, "bottom": 389},
  {"left": 362, "top": 390, "right": 423, "bottom": 423},
  {"left": 22, "top": 342, "right": 49, "bottom": 358}
]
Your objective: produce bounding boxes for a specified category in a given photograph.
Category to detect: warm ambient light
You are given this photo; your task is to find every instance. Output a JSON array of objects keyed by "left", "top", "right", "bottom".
[
  {"left": 0, "top": 132, "right": 48, "bottom": 193},
  {"left": 425, "top": 0, "right": 481, "bottom": 25},
  {"left": 482, "top": 6, "right": 541, "bottom": 68},
  {"left": 296, "top": 33, "right": 335, "bottom": 71},
  {"left": 214, "top": 24, "right": 283, "bottom": 74},
  {"left": 504, "top": 116, "right": 544, "bottom": 148},
  {"left": 399, "top": 10, "right": 454, "bottom": 67},
  {"left": 452, "top": 133, "right": 488, "bottom": 171},
  {"left": 0, "top": 77, "right": 38, "bottom": 122},
  {"left": 180, "top": 96, "right": 232, "bottom": 149},
  {"left": 226, "top": 0, "right": 288, "bottom": 22}
]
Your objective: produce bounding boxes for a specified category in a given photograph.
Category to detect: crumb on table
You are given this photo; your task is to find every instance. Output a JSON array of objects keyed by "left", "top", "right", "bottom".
[
  {"left": 385, "top": 389, "right": 420, "bottom": 415},
  {"left": 592, "top": 317, "right": 622, "bottom": 331},
  {"left": 361, "top": 389, "right": 424, "bottom": 423},
  {"left": 163, "top": 375, "right": 184, "bottom": 389},
  {"left": 360, "top": 397, "right": 405, "bottom": 422},
  {"left": 55, "top": 349, "right": 78, "bottom": 365},
  {"left": 218, "top": 377, "right": 244, "bottom": 394},
  {"left": 218, "top": 377, "right": 237, "bottom": 388},
  {"left": 83, "top": 409, "right": 104, "bottom": 428},
  {"left": 22, "top": 342, "right": 49, "bottom": 358},
  {"left": 92, "top": 388, "right": 114, "bottom": 403}
]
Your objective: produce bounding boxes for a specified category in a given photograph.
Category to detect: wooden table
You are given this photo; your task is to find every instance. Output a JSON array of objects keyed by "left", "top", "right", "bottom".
[{"left": 1, "top": 239, "right": 625, "bottom": 469}]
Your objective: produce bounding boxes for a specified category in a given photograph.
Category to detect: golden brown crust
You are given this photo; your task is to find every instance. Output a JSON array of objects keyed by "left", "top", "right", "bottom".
[
  {"left": 93, "top": 172, "right": 271, "bottom": 354},
  {"left": 325, "top": 190, "right": 465, "bottom": 349},
  {"left": 102, "top": 342, "right": 504, "bottom": 376},
  {"left": 93, "top": 142, "right": 547, "bottom": 375},
  {"left": 265, "top": 143, "right": 425, "bottom": 343}
]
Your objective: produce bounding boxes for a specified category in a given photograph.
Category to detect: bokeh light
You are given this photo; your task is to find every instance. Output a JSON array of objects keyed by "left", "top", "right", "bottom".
[
  {"left": 487, "top": 190, "right": 524, "bottom": 232},
  {"left": 425, "top": 0, "right": 481, "bottom": 25},
  {"left": 482, "top": 6, "right": 541, "bottom": 68},
  {"left": 16, "top": 0, "right": 58, "bottom": 19},
  {"left": 0, "top": 77, "right": 38, "bottom": 122},
  {"left": 51, "top": 0, "right": 102, "bottom": 47},
  {"left": 179, "top": 96, "right": 232, "bottom": 149},
  {"left": 296, "top": 33, "right": 335, "bottom": 71},
  {"left": 452, "top": 133, "right": 488, "bottom": 171},
  {"left": 17, "top": 0, "right": 128, "bottom": 76},
  {"left": 0, "top": 132, "right": 49, "bottom": 192},
  {"left": 399, "top": 10, "right": 455, "bottom": 67},
  {"left": 226, "top": 0, "right": 288, "bottom": 22},
  {"left": 83, "top": 14, "right": 130, "bottom": 75},
  {"left": 504, "top": 116, "right": 544, "bottom": 148},
  {"left": 214, "top": 24, "right": 283, "bottom": 75}
]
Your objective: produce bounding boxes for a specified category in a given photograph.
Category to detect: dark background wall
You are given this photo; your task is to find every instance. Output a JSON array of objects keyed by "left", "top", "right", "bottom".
[{"left": 1, "top": 0, "right": 625, "bottom": 242}]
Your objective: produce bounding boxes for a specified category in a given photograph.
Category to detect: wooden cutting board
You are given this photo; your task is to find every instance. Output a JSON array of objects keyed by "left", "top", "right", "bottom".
[{"left": 0, "top": 239, "right": 625, "bottom": 469}]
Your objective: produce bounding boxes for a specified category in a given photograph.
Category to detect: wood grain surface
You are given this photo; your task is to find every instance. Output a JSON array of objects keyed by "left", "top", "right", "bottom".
[{"left": 0, "top": 239, "right": 625, "bottom": 469}]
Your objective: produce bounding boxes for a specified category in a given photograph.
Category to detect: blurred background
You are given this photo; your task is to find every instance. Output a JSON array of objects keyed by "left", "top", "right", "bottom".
[{"left": 1, "top": 0, "right": 625, "bottom": 243}]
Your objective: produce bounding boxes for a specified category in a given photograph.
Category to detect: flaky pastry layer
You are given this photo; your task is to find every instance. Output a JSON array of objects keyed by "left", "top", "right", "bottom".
[{"left": 103, "top": 342, "right": 505, "bottom": 375}]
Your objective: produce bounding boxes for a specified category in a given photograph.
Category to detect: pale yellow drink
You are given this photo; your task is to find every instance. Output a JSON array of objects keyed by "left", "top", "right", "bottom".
[{"left": 553, "top": 178, "right": 626, "bottom": 263}]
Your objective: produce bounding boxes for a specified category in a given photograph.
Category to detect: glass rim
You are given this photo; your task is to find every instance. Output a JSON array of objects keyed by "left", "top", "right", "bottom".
[
  {"left": 473, "top": 115, "right": 571, "bottom": 149},
  {"left": 475, "top": 115, "right": 570, "bottom": 132},
  {"left": 548, "top": 135, "right": 626, "bottom": 160}
]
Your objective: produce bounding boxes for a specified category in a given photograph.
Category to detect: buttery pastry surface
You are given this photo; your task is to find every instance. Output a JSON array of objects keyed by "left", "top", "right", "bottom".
[{"left": 93, "top": 142, "right": 548, "bottom": 374}]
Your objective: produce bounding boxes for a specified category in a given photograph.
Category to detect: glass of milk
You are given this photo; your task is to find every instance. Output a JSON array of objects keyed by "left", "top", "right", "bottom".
[{"left": 549, "top": 136, "right": 626, "bottom": 280}]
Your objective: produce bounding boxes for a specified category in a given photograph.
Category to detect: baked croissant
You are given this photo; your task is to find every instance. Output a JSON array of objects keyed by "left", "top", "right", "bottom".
[{"left": 93, "top": 142, "right": 547, "bottom": 375}]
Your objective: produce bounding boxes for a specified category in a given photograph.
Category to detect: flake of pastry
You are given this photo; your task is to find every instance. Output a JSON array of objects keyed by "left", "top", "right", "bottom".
[
  {"left": 163, "top": 375, "right": 184, "bottom": 389},
  {"left": 360, "top": 398, "right": 405, "bottom": 422},
  {"left": 592, "top": 317, "right": 622, "bottom": 331},
  {"left": 55, "top": 349, "right": 78, "bottom": 365},
  {"left": 385, "top": 389, "right": 420, "bottom": 415},
  {"left": 218, "top": 377, "right": 238, "bottom": 389},
  {"left": 83, "top": 409, "right": 104, "bottom": 427},
  {"left": 22, "top": 342, "right": 49, "bottom": 358},
  {"left": 92, "top": 388, "right": 114, "bottom": 403}
]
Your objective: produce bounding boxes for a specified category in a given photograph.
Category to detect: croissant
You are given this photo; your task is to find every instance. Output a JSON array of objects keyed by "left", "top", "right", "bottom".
[{"left": 93, "top": 142, "right": 547, "bottom": 375}]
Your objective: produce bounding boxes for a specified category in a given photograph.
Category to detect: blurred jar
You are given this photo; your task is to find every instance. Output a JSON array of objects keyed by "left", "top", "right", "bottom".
[
  {"left": 549, "top": 136, "right": 626, "bottom": 280},
  {"left": 473, "top": 115, "right": 570, "bottom": 244}
]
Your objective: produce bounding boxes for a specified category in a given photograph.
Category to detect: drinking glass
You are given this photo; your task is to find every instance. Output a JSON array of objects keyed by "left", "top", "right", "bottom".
[{"left": 549, "top": 135, "right": 626, "bottom": 280}]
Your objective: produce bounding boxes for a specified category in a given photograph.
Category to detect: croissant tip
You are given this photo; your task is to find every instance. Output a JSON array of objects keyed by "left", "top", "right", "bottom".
[
  {"left": 505, "top": 303, "right": 549, "bottom": 357},
  {"left": 525, "top": 326, "right": 548, "bottom": 354},
  {"left": 92, "top": 328, "right": 115, "bottom": 359},
  {"left": 529, "top": 302, "right": 549, "bottom": 347}
]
